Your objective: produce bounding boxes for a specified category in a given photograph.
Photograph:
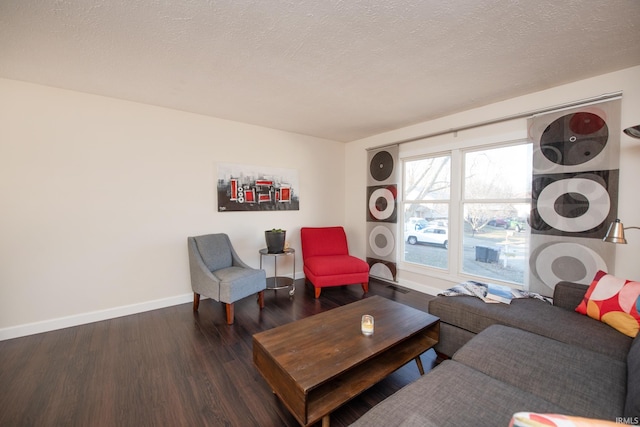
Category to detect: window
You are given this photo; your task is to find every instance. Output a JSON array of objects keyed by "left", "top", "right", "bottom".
[
  {"left": 402, "top": 141, "right": 532, "bottom": 286},
  {"left": 462, "top": 143, "right": 532, "bottom": 285},
  {"left": 403, "top": 155, "right": 451, "bottom": 270}
]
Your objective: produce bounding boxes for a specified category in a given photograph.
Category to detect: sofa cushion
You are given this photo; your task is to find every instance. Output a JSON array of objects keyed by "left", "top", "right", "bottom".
[
  {"left": 553, "top": 281, "right": 589, "bottom": 311},
  {"left": 429, "top": 295, "right": 632, "bottom": 360},
  {"left": 626, "top": 333, "right": 640, "bottom": 417},
  {"left": 349, "top": 360, "right": 567, "bottom": 427},
  {"left": 434, "top": 322, "right": 476, "bottom": 358},
  {"left": 453, "top": 325, "right": 626, "bottom": 420},
  {"left": 575, "top": 270, "right": 640, "bottom": 338}
]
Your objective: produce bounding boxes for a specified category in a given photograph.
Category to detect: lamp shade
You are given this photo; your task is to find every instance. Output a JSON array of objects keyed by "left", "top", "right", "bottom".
[
  {"left": 623, "top": 125, "right": 640, "bottom": 139},
  {"left": 603, "top": 219, "right": 627, "bottom": 244}
]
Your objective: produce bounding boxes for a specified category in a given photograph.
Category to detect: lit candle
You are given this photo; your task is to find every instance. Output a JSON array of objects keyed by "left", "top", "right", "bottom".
[{"left": 361, "top": 314, "right": 374, "bottom": 336}]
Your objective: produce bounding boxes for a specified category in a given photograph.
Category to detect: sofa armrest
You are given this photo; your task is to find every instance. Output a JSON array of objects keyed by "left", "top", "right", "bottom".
[{"left": 552, "top": 281, "right": 588, "bottom": 311}]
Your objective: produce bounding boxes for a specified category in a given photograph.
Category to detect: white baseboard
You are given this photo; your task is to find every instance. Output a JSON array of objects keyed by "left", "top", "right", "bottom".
[
  {"left": 1, "top": 276, "right": 431, "bottom": 341},
  {"left": 395, "top": 278, "right": 442, "bottom": 297},
  {"left": 0, "top": 293, "right": 194, "bottom": 341}
]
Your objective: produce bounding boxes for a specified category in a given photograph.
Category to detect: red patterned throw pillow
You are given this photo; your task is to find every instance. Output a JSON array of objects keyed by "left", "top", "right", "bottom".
[
  {"left": 510, "top": 412, "right": 619, "bottom": 427},
  {"left": 575, "top": 270, "right": 640, "bottom": 338}
]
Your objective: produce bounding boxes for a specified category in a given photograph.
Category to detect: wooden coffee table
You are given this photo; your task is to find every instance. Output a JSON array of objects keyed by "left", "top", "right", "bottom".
[{"left": 252, "top": 296, "right": 439, "bottom": 427}]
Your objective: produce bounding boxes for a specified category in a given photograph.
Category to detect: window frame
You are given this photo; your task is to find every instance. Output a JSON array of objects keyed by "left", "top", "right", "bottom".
[{"left": 399, "top": 138, "right": 532, "bottom": 288}]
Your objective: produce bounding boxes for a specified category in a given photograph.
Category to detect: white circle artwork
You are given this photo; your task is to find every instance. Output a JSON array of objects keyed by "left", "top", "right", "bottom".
[
  {"left": 370, "top": 263, "right": 394, "bottom": 280},
  {"left": 535, "top": 242, "right": 607, "bottom": 287},
  {"left": 368, "top": 225, "right": 394, "bottom": 257},
  {"left": 368, "top": 188, "right": 395, "bottom": 220},
  {"left": 537, "top": 178, "right": 610, "bottom": 232}
]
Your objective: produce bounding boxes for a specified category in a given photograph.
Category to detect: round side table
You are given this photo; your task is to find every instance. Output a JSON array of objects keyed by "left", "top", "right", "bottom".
[{"left": 259, "top": 248, "right": 295, "bottom": 296}]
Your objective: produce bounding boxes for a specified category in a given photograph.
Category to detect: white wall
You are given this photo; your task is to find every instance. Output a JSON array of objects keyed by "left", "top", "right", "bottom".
[
  {"left": 0, "top": 79, "right": 346, "bottom": 339},
  {"left": 4, "top": 66, "right": 639, "bottom": 338},
  {"left": 346, "top": 66, "right": 640, "bottom": 295}
]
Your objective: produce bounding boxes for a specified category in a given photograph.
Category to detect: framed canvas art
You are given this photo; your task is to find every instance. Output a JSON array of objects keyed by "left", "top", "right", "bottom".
[{"left": 217, "top": 163, "right": 299, "bottom": 212}]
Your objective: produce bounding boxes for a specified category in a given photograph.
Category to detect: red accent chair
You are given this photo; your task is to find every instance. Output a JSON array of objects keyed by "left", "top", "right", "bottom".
[{"left": 300, "top": 226, "right": 370, "bottom": 298}]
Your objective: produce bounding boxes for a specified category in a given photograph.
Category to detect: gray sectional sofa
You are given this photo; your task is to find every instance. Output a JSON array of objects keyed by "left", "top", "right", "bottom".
[{"left": 350, "top": 281, "right": 639, "bottom": 426}]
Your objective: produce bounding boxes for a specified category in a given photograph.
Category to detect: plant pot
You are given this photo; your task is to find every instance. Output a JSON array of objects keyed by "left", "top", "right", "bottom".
[{"left": 265, "top": 230, "right": 286, "bottom": 254}]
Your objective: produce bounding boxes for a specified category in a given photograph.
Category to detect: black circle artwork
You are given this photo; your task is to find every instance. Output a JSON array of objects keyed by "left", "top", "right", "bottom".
[
  {"left": 540, "top": 112, "right": 608, "bottom": 166},
  {"left": 375, "top": 195, "right": 388, "bottom": 213},
  {"left": 369, "top": 150, "right": 394, "bottom": 182},
  {"left": 553, "top": 192, "right": 589, "bottom": 219}
]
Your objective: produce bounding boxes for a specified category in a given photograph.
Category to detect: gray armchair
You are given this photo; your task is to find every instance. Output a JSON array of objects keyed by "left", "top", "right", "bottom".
[{"left": 188, "top": 233, "right": 266, "bottom": 324}]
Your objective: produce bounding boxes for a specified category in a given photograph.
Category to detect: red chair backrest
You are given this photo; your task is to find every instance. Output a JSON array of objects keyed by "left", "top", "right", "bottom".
[{"left": 300, "top": 226, "right": 350, "bottom": 259}]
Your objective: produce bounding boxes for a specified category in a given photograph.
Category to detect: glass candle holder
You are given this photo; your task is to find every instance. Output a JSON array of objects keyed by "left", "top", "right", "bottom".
[{"left": 361, "top": 314, "right": 374, "bottom": 336}]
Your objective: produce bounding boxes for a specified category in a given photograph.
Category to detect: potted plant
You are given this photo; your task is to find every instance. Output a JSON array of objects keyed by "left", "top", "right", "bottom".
[{"left": 265, "top": 228, "right": 286, "bottom": 253}]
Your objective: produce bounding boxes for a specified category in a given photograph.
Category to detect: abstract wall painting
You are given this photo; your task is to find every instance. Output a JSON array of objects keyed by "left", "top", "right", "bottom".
[{"left": 217, "top": 163, "right": 299, "bottom": 212}]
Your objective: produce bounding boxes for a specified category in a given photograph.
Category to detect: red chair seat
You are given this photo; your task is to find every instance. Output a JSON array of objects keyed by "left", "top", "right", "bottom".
[{"left": 304, "top": 255, "right": 369, "bottom": 276}]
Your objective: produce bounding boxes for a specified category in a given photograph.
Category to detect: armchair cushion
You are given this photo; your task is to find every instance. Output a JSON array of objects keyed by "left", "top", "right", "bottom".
[
  {"left": 304, "top": 255, "right": 369, "bottom": 276},
  {"left": 301, "top": 227, "right": 350, "bottom": 257},
  {"left": 215, "top": 266, "right": 266, "bottom": 302},
  {"left": 193, "top": 234, "right": 233, "bottom": 271}
]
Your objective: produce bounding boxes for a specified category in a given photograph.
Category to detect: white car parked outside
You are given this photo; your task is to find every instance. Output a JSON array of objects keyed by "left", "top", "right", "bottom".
[{"left": 406, "top": 226, "right": 448, "bottom": 249}]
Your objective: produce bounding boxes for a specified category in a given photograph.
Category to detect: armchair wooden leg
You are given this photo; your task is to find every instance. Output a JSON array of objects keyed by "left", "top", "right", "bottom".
[
  {"left": 225, "top": 303, "right": 234, "bottom": 325},
  {"left": 314, "top": 287, "right": 321, "bottom": 298},
  {"left": 362, "top": 282, "right": 369, "bottom": 293},
  {"left": 257, "top": 291, "right": 265, "bottom": 308},
  {"left": 193, "top": 293, "right": 200, "bottom": 312}
]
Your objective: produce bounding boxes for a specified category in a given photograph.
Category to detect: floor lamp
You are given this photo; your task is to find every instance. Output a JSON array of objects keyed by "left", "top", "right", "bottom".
[
  {"left": 607, "top": 126, "right": 640, "bottom": 243},
  {"left": 603, "top": 219, "right": 640, "bottom": 244}
]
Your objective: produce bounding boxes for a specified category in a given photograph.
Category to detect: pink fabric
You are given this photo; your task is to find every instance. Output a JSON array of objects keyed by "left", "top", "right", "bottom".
[{"left": 301, "top": 227, "right": 369, "bottom": 289}]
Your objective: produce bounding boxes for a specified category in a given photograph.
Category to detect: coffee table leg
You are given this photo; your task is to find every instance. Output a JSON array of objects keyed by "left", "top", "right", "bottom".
[
  {"left": 414, "top": 356, "right": 425, "bottom": 375},
  {"left": 322, "top": 414, "right": 330, "bottom": 427}
]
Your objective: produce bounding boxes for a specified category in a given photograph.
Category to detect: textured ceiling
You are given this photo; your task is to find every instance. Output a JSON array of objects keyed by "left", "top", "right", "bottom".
[{"left": 1, "top": 1, "right": 640, "bottom": 142}]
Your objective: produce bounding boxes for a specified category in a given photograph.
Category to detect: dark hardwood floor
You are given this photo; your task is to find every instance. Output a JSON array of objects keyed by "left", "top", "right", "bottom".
[{"left": 0, "top": 279, "right": 435, "bottom": 427}]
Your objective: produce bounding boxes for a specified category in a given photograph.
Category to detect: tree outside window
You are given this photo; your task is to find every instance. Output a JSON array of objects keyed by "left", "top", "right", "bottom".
[{"left": 462, "top": 144, "right": 532, "bottom": 285}]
